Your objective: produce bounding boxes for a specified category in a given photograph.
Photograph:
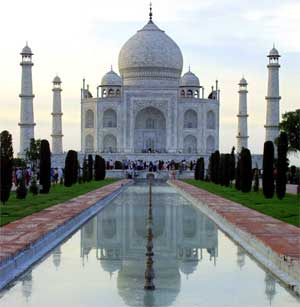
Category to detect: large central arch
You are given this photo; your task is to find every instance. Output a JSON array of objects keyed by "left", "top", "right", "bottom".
[{"left": 134, "top": 107, "right": 166, "bottom": 153}]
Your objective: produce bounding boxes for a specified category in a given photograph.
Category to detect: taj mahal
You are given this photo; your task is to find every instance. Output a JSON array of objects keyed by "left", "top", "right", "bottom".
[
  {"left": 17, "top": 5, "right": 281, "bottom": 166},
  {"left": 81, "top": 9, "right": 219, "bottom": 157}
]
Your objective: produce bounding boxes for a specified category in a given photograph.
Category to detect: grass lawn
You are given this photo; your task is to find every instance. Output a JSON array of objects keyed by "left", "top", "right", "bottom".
[
  {"left": 0, "top": 179, "right": 118, "bottom": 227},
  {"left": 184, "top": 179, "right": 300, "bottom": 227}
]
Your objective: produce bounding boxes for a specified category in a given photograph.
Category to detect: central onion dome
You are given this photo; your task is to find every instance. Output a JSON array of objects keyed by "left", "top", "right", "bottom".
[{"left": 118, "top": 18, "right": 183, "bottom": 86}]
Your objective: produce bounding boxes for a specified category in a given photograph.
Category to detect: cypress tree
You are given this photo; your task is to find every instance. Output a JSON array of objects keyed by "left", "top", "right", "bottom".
[
  {"left": 94, "top": 155, "right": 101, "bottom": 180},
  {"left": 71, "top": 151, "right": 78, "bottom": 184},
  {"left": 229, "top": 147, "right": 236, "bottom": 185},
  {"left": 87, "top": 154, "right": 93, "bottom": 182},
  {"left": 39, "top": 139, "right": 51, "bottom": 194},
  {"left": 99, "top": 156, "right": 106, "bottom": 180},
  {"left": 64, "top": 150, "right": 76, "bottom": 187},
  {"left": 235, "top": 154, "right": 241, "bottom": 191},
  {"left": 199, "top": 157, "right": 205, "bottom": 180},
  {"left": 194, "top": 158, "right": 201, "bottom": 180},
  {"left": 263, "top": 141, "right": 275, "bottom": 198},
  {"left": 276, "top": 132, "right": 289, "bottom": 199},
  {"left": 82, "top": 156, "right": 88, "bottom": 183},
  {"left": 214, "top": 151, "right": 220, "bottom": 184},
  {"left": 240, "top": 148, "right": 252, "bottom": 193},
  {"left": 208, "top": 153, "right": 214, "bottom": 182},
  {"left": 0, "top": 130, "right": 13, "bottom": 204},
  {"left": 218, "top": 154, "right": 225, "bottom": 186},
  {"left": 223, "top": 154, "right": 231, "bottom": 187}
]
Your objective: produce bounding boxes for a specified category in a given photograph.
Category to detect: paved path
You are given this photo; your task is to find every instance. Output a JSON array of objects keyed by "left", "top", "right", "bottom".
[
  {"left": 0, "top": 180, "right": 130, "bottom": 263},
  {"left": 172, "top": 180, "right": 300, "bottom": 262}
]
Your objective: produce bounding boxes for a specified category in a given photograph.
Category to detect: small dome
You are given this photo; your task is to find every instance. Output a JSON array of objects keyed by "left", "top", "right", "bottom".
[
  {"left": 21, "top": 44, "right": 33, "bottom": 55},
  {"left": 180, "top": 71, "right": 200, "bottom": 87},
  {"left": 53, "top": 75, "right": 61, "bottom": 83},
  {"left": 239, "top": 77, "right": 247, "bottom": 85},
  {"left": 268, "top": 46, "right": 280, "bottom": 57},
  {"left": 101, "top": 69, "right": 122, "bottom": 86}
]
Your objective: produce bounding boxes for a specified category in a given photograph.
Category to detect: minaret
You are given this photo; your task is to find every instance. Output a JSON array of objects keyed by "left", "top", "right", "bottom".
[
  {"left": 19, "top": 43, "right": 35, "bottom": 156},
  {"left": 51, "top": 76, "right": 63, "bottom": 154},
  {"left": 236, "top": 77, "right": 249, "bottom": 153},
  {"left": 265, "top": 45, "right": 281, "bottom": 144}
]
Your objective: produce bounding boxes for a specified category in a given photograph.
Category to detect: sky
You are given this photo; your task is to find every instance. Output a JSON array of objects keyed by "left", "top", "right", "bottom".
[{"left": 0, "top": 0, "right": 299, "bottom": 164}]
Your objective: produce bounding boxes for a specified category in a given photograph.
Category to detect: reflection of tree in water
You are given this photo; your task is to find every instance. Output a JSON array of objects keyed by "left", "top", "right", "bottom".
[
  {"left": 20, "top": 270, "right": 33, "bottom": 301},
  {"left": 52, "top": 246, "right": 62, "bottom": 269},
  {"left": 265, "top": 272, "right": 276, "bottom": 306},
  {"left": 237, "top": 246, "right": 246, "bottom": 269}
]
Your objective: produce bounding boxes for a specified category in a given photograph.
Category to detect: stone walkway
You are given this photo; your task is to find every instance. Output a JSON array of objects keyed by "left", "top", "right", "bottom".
[
  {"left": 171, "top": 180, "right": 300, "bottom": 262},
  {"left": 0, "top": 179, "right": 130, "bottom": 264}
]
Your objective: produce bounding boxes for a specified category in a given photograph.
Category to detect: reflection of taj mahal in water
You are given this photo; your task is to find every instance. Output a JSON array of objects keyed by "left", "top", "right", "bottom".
[{"left": 80, "top": 184, "right": 218, "bottom": 306}]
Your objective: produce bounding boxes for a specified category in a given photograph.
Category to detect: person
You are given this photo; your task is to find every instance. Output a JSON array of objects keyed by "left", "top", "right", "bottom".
[
  {"left": 171, "top": 165, "right": 176, "bottom": 180},
  {"left": 16, "top": 168, "right": 23, "bottom": 185},
  {"left": 25, "top": 167, "right": 32, "bottom": 186}
]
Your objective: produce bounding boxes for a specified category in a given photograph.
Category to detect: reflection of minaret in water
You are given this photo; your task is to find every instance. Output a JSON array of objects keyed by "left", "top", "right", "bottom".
[
  {"left": 265, "top": 272, "right": 276, "bottom": 306},
  {"left": 237, "top": 246, "right": 246, "bottom": 269},
  {"left": 20, "top": 270, "right": 33, "bottom": 302},
  {"left": 52, "top": 246, "right": 62, "bottom": 270}
]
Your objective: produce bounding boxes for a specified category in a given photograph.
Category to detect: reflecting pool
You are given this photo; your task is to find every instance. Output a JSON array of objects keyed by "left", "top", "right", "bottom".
[{"left": 0, "top": 181, "right": 299, "bottom": 307}]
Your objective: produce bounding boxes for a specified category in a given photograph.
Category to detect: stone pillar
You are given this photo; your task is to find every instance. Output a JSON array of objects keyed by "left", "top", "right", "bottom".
[
  {"left": 265, "top": 46, "right": 281, "bottom": 144},
  {"left": 18, "top": 44, "right": 35, "bottom": 156},
  {"left": 51, "top": 76, "right": 63, "bottom": 154},
  {"left": 236, "top": 77, "right": 249, "bottom": 153}
]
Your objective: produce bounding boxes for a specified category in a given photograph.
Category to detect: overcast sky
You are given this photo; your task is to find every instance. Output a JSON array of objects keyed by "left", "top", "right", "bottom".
[{"left": 0, "top": 0, "right": 299, "bottom": 163}]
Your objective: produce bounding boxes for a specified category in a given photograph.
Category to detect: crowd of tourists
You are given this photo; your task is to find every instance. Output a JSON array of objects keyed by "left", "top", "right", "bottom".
[{"left": 106, "top": 159, "right": 197, "bottom": 172}]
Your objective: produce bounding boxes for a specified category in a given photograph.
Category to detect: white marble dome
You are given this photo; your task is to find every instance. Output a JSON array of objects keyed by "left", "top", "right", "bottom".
[
  {"left": 180, "top": 71, "right": 200, "bottom": 87},
  {"left": 101, "top": 69, "right": 122, "bottom": 86},
  {"left": 118, "top": 20, "right": 183, "bottom": 83}
]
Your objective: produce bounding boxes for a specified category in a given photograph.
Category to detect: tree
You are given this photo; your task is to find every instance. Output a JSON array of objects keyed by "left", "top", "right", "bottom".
[
  {"left": 72, "top": 152, "right": 79, "bottom": 184},
  {"left": 87, "top": 154, "right": 93, "bottom": 182},
  {"left": 240, "top": 148, "right": 252, "bottom": 193},
  {"left": 218, "top": 154, "right": 225, "bottom": 186},
  {"left": 99, "top": 156, "right": 106, "bottom": 180},
  {"left": 199, "top": 158, "right": 205, "bottom": 180},
  {"left": 82, "top": 156, "right": 89, "bottom": 183},
  {"left": 194, "top": 158, "right": 201, "bottom": 180},
  {"left": 229, "top": 147, "right": 236, "bottom": 185},
  {"left": 64, "top": 150, "right": 77, "bottom": 187},
  {"left": 235, "top": 154, "right": 241, "bottom": 191},
  {"left": 276, "top": 132, "right": 289, "bottom": 199},
  {"left": 223, "top": 154, "right": 231, "bottom": 187},
  {"left": 0, "top": 130, "right": 13, "bottom": 204},
  {"left": 94, "top": 155, "right": 101, "bottom": 181},
  {"left": 263, "top": 141, "right": 275, "bottom": 198},
  {"left": 279, "top": 109, "right": 300, "bottom": 152},
  {"left": 25, "top": 138, "right": 41, "bottom": 172},
  {"left": 39, "top": 139, "right": 51, "bottom": 194}
]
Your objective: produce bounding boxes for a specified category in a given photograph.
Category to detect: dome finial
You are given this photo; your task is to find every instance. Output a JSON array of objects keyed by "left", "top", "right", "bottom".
[
  {"left": 111, "top": 65, "right": 113, "bottom": 71},
  {"left": 149, "top": 2, "right": 153, "bottom": 22},
  {"left": 188, "top": 65, "right": 191, "bottom": 72}
]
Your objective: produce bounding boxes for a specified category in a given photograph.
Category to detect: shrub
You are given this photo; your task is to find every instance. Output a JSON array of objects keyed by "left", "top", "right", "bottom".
[
  {"left": 94, "top": 155, "right": 101, "bottom": 181},
  {"left": 199, "top": 158, "right": 205, "bottom": 180},
  {"left": 276, "top": 132, "right": 289, "bottom": 199},
  {"left": 223, "top": 154, "right": 231, "bottom": 187},
  {"left": 82, "top": 157, "right": 89, "bottom": 183},
  {"left": 263, "top": 141, "right": 275, "bottom": 198},
  {"left": 39, "top": 139, "right": 51, "bottom": 194},
  {"left": 16, "top": 176, "right": 27, "bottom": 199},
  {"left": 99, "top": 156, "right": 106, "bottom": 180}
]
